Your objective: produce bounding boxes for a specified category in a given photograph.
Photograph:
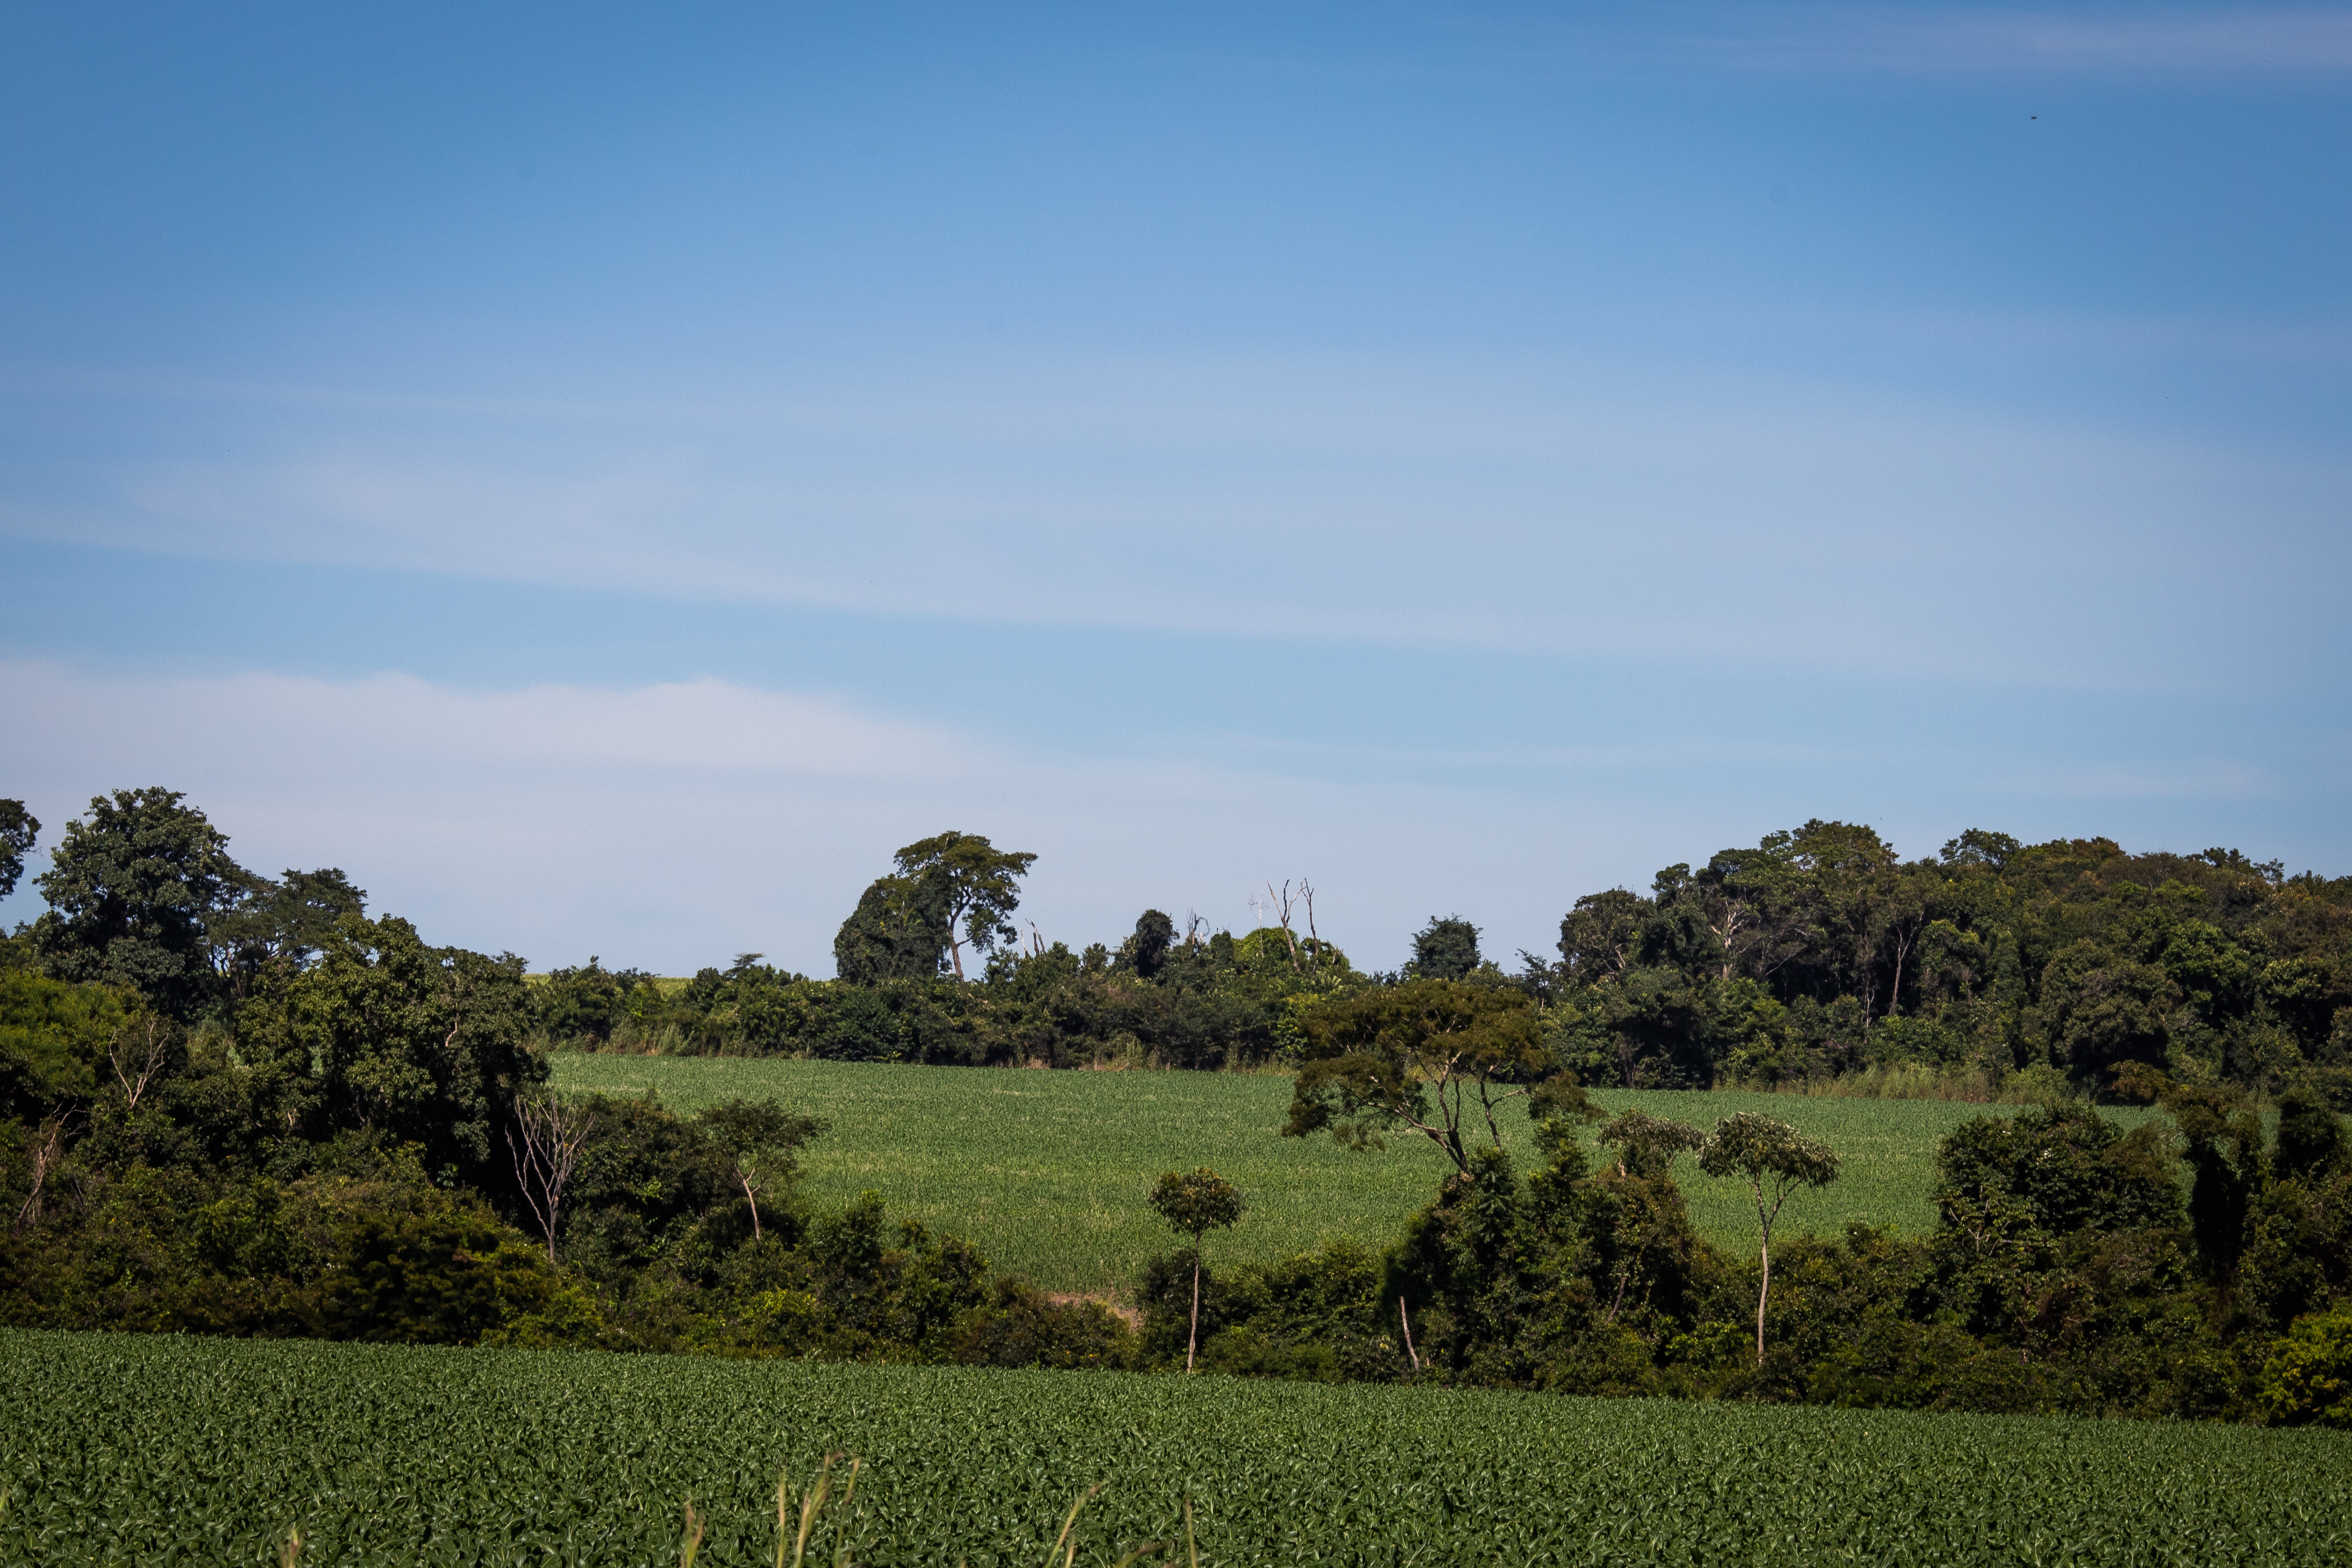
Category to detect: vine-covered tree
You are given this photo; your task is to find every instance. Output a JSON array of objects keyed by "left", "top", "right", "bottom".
[
  {"left": 234, "top": 913, "right": 543, "bottom": 1185},
  {"left": 893, "top": 831, "right": 1037, "bottom": 981},
  {"left": 834, "top": 831, "right": 1036, "bottom": 983},
  {"left": 1407, "top": 916, "right": 1482, "bottom": 981}
]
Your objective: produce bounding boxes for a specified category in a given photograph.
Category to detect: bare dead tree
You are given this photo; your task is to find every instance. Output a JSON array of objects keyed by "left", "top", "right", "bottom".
[
  {"left": 109, "top": 1016, "right": 169, "bottom": 1114},
  {"left": 1264, "top": 881, "right": 1302, "bottom": 971},
  {"left": 507, "top": 1091, "right": 595, "bottom": 1264},
  {"left": 1300, "top": 878, "right": 1324, "bottom": 973},
  {"left": 15, "top": 1115, "right": 71, "bottom": 1230}
]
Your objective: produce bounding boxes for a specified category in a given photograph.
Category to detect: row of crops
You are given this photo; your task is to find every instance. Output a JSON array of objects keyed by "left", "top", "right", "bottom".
[{"left": 5, "top": 1330, "right": 2347, "bottom": 1566}]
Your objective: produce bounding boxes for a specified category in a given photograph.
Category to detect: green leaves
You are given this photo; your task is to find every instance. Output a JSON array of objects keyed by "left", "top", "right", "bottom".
[
  {"left": 1697, "top": 1113, "right": 1841, "bottom": 1193},
  {"left": 1284, "top": 980, "right": 1557, "bottom": 1177},
  {"left": 3, "top": 1330, "right": 2350, "bottom": 1565},
  {"left": 1146, "top": 1171, "right": 1244, "bottom": 1244},
  {"left": 887, "top": 833, "right": 1039, "bottom": 984}
]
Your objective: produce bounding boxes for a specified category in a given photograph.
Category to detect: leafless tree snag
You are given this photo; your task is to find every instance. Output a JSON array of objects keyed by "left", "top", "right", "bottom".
[
  {"left": 507, "top": 1090, "right": 595, "bottom": 1263},
  {"left": 109, "top": 1016, "right": 168, "bottom": 1113}
]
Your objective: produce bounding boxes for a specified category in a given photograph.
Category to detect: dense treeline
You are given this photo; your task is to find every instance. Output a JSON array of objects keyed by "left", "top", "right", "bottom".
[
  {"left": 2, "top": 788, "right": 2350, "bottom": 1426},
  {"left": 536, "top": 822, "right": 2352, "bottom": 1110},
  {"left": 1543, "top": 824, "right": 2352, "bottom": 1103},
  {"left": 9, "top": 791, "right": 2348, "bottom": 1102}
]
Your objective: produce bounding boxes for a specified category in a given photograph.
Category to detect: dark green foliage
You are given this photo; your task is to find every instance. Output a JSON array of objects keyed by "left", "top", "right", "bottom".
[
  {"left": 1539, "top": 823, "right": 2352, "bottom": 1098},
  {"left": 208, "top": 866, "right": 367, "bottom": 1005},
  {"left": 233, "top": 913, "right": 542, "bottom": 1186},
  {"left": 534, "top": 955, "right": 658, "bottom": 1047},
  {"left": 1169, "top": 1096, "right": 2351, "bottom": 1423},
  {"left": 2275, "top": 1088, "right": 2347, "bottom": 1181},
  {"left": 848, "top": 830, "right": 1037, "bottom": 982},
  {"left": 28, "top": 788, "right": 242, "bottom": 1020},
  {"left": 0, "top": 969, "right": 136, "bottom": 1116},
  {"left": 1407, "top": 915, "right": 1481, "bottom": 981},
  {"left": 834, "top": 874, "right": 952, "bottom": 984},
  {"left": 561, "top": 916, "right": 1356, "bottom": 1070},
  {"left": 698, "top": 1096, "right": 825, "bottom": 1239},
  {"left": 1934, "top": 1102, "right": 2182, "bottom": 1234},
  {"left": 0, "top": 798, "right": 35, "bottom": 900},
  {"left": 1125, "top": 909, "right": 1175, "bottom": 978},
  {"left": 318, "top": 1209, "right": 555, "bottom": 1343},
  {"left": 950, "top": 1278, "right": 1138, "bottom": 1370}
]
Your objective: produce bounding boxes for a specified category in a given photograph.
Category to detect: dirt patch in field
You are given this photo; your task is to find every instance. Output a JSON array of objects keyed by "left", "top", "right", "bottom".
[{"left": 1048, "top": 1291, "right": 1143, "bottom": 1330}]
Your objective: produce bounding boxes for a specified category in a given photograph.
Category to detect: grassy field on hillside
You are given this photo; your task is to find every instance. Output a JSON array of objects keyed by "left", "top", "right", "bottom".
[
  {"left": 550, "top": 1055, "right": 2161, "bottom": 1296},
  {"left": 6, "top": 1330, "right": 2342, "bottom": 1567}
]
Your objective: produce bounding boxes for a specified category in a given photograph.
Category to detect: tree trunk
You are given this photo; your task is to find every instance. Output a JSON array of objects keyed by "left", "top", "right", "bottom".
[
  {"left": 1755, "top": 1231, "right": 1771, "bottom": 1366},
  {"left": 1187, "top": 1246, "right": 1203, "bottom": 1374},
  {"left": 1888, "top": 924, "right": 1916, "bottom": 1020},
  {"left": 741, "top": 1171, "right": 761, "bottom": 1241}
]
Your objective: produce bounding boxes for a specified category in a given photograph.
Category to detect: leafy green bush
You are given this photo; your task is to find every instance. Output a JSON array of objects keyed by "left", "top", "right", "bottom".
[
  {"left": 319, "top": 1210, "right": 556, "bottom": 1344},
  {"left": 2261, "top": 1305, "right": 2352, "bottom": 1427}
]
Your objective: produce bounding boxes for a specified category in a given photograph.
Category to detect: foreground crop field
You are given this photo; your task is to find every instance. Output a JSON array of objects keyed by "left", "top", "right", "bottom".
[
  {"left": 5, "top": 1331, "right": 2342, "bottom": 1568},
  {"left": 549, "top": 1055, "right": 2159, "bottom": 1295}
]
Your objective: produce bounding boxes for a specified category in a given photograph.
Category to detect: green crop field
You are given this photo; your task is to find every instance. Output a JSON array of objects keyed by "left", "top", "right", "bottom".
[
  {"left": 4, "top": 1331, "right": 2342, "bottom": 1567},
  {"left": 549, "top": 1055, "right": 2162, "bottom": 1297}
]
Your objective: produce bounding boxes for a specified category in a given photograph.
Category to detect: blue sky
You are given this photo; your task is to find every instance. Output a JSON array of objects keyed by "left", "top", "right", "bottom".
[{"left": 2, "top": 2, "right": 2347, "bottom": 974}]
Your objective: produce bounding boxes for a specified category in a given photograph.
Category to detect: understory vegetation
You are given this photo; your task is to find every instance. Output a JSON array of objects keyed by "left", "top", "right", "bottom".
[{"left": 2, "top": 788, "right": 2350, "bottom": 1431}]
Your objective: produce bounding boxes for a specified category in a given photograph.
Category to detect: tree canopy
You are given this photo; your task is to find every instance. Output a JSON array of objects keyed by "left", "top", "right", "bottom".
[
  {"left": 1284, "top": 979, "right": 1557, "bottom": 1176},
  {"left": 0, "top": 799, "right": 37, "bottom": 901},
  {"left": 30, "top": 788, "right": 242, "bottom": 1019},
  {"left": 233, "top": 913, "right": 543, "bottom": 1185}
]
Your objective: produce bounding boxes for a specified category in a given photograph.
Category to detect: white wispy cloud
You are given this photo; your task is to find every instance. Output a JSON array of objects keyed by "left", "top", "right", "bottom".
[
  {"left": 0, "top": 659, "right": 2300, "bottom": 976},
  {"left": 1679, "top": 6, "right": 2352, "bottom": 76},
  {"left": 13, "top": 350, "right": 2340, "bottom": 696}
]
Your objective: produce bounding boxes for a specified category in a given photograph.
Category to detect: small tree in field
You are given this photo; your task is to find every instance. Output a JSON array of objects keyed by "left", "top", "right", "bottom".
[
  {"left": 1697, "top": 1112, "right": 1840, "bottom": 1366},
  {"left": 1148, "top": 1167, "right": 1246, "bottom": 1373},
  {"left": 698, "top": 1098, "right": 826, "bottom": 1242}
]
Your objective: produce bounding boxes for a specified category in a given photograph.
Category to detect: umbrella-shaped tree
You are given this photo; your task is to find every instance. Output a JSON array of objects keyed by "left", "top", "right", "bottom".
[
  {"left": 1148, "top": 1167, "right": 1246, "bottom": 1373},
  {"left": 1698, "top": 1112, "right": 1840, "bottom": 1366}
]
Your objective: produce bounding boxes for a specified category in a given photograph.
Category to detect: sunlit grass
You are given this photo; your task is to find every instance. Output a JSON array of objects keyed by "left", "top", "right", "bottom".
[{"left": 550, "top": 1055, "right": 2161, "bottom": 1298}]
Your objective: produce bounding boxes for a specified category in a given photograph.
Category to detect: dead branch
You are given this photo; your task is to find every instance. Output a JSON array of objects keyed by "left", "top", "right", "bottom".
[
  {"left": 110, "top": 1016, "right": 168, "bottom": 1114},
  {"left": 1265, "top": 881, "right": 1302, "bottom": 971},
  {"left": 507, "top": 1091, "right": 595, "bottom": 1264},
  {"left": 15, "top": 1116, "right": 70, "bottom": 1230}
]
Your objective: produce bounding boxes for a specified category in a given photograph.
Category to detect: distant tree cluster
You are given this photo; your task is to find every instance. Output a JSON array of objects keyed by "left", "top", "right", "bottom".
[
  {"left": 6, "top": 793, "right": 2348, "bottom": 1110},
  {"left": 1535, "top": 823, "right": 2351, "bottom": 1105},
  {"left": 524, "top": 819, "right": 2352, "bottom": 1112}
]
